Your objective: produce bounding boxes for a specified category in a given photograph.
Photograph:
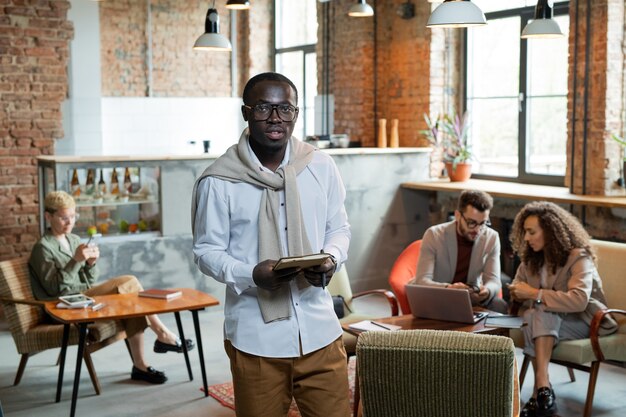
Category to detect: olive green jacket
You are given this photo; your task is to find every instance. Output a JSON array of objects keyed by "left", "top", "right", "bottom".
[{"left": 28, "top": 231, "right": 98, "bottom": 301}]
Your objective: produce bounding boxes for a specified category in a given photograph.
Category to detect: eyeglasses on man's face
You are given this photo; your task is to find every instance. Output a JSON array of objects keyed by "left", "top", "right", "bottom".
[
  {"left": 243, "top": 103, "right": 298, "bottom": 122},
  {"left": 460, "top": 211, "right": 491, "bottom": 230}
]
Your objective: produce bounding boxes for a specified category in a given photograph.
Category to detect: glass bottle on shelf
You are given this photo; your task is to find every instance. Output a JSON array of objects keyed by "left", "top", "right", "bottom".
[
  {"left": 70, "top": 169, "right": 81, "bottom": 196},
  {"left": 110, "top": 168, "right": 119, "bottom": 195},
  {"left": 123, "top": 167, "right": 132, "bottom": 196},
  {"left": 85, "top": 169, "right": 95, "bottom": 196},
  {"left": 98, "top": 169, "right": 107, "bottom": 196}
]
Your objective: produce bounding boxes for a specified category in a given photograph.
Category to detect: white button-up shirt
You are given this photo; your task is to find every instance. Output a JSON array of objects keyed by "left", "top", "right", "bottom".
[{"left": 193, "top": 141, "right": 351, "bottom": 357}]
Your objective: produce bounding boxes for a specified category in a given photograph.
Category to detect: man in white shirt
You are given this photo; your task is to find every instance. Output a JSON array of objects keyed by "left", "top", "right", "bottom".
[{"left": 192, "top": 72, "right": 351, "bottom": 417}]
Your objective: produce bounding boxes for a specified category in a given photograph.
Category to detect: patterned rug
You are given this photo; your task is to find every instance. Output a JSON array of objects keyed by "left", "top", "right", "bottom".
[{"left": 206, "top": 356, "right": 356, "bottom": 417}]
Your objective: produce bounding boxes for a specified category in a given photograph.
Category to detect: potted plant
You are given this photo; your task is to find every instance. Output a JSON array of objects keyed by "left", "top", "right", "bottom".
[{"left": 421, "top": 109, "right": 473, "bottom": 181}]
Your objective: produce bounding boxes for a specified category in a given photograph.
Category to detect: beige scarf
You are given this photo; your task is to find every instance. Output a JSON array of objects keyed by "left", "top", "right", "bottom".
[{"left": 191, "top": 128, "right": 316, "bottom": 322}]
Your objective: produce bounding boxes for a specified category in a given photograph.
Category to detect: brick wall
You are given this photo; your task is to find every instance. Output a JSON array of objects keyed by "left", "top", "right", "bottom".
[
  {"left": 317, "top": 1, "right": 433, "bottom": 148},
  {"left": 100, "top": 0, "right": 233, "bottom": 97},
  {"left": 0, "top": 1, "right": 73, "bottom": 260},
  {"left": 566, "top": 0, "right": 625, "bottom": 196}
]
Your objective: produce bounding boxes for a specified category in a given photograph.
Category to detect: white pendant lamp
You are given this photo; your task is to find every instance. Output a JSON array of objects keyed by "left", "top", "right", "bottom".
[
  {"left": 348, "top": 0, "right": 374, "bottom": 17},
  {"left": 226, "top": 0, "right": 250, "bottom": 10},
  {"left": 426, "top": 0, "right": 487, "bottom": 28},
  {"left": 193, "top": 6, "right": 232, "bottom": 51},
  {"left": 521, "top": 0, "right": 564, "bottom": 39}
]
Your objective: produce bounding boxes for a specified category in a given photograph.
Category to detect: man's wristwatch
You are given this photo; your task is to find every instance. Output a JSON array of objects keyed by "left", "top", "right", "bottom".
[{"left": 534, "top": 289, "right": 543, "bottom": 306}]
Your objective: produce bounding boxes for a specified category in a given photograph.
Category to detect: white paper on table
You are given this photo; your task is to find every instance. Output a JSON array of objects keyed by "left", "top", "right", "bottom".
[{"left": 348, "top": 320, "right": 402, "bottom": 332}]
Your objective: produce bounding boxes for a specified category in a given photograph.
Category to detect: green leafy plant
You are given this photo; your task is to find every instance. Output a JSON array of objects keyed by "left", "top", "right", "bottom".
[
  {"left": 421, "top": 109, "right": 473, "bottom": 169},
  {"left": 611, "top": 133, "right": 626, "bottom": 162}
]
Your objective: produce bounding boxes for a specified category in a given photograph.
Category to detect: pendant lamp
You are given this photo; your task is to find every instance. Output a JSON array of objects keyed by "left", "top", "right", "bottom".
[
  {"left": 193, "top": 6, "right": 232, "bottom": 51},
  {"left": 226, "top": 0, "right": 250, "bottom": 10},
  {"left": 426, "top": 0, "right": 487, "bottom": 28},
  {"left": 521, "top": 0, "right": 564, "bottom": 39},
  {"left": 348, "top": 0, "right": 374, "bottom": 17}
]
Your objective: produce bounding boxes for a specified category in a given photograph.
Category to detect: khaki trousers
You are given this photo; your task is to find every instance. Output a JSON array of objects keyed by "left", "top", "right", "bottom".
[
  {"left": 225, "top": 337, "right": 350, "bottom": 417},
  {"left": 84, "top": 275, "right": 148, "bottom": 338}
]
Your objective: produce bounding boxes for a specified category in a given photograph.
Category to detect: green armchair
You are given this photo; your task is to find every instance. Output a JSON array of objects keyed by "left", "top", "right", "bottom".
[{"left": 356, "top": 329, "right": 519, "bottom": 417}]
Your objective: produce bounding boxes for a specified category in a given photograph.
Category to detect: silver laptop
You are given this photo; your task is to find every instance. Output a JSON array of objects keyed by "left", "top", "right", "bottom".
[{"left": 405, "top": 284, "right": 488, "bottom": 324}]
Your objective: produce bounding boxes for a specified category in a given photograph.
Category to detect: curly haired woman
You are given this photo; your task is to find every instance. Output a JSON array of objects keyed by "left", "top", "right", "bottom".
[{"left": 508, "top": 201, "right": 617, "bottom": 417}]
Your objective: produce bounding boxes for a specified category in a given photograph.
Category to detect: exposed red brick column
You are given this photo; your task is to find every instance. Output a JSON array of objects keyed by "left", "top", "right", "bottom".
[
  {"left": 0, "top": 1, "right": 74, "bottom": 260},
  {"left": 566, "top": 0, "right": 625, "bottom": 196}
]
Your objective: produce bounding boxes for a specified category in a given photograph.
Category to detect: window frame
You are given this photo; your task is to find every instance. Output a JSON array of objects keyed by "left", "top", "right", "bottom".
[
  {"left": 274, "top": 1, "right": 318, "bottom": 139},
  {"left": 463, "top": 2, "right": 570, "bottom": 186}
]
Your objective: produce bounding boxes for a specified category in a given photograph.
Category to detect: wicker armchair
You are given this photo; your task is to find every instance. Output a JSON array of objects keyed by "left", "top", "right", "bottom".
[
  {"left": 0, "top": 257, "right": 128, "bottom": 396},
  {"left": 356, "top": 329, "right": 519, "bottom": 417},
  {"left": 327, "top": 266, "right": 399, "bottom": 356}
]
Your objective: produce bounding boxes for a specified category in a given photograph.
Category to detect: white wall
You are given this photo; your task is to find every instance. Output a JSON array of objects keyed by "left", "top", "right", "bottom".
[
  {"left": 58, "top": 0, "right": 103, "bottom": 156},
  {"left": 100, "top": 97, "right": 246, "bottom": 156}
]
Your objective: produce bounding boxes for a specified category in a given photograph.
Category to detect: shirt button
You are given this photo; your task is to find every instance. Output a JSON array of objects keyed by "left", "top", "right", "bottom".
[{"left": 285, "top": 227, "right": 287, "bottom": 230}]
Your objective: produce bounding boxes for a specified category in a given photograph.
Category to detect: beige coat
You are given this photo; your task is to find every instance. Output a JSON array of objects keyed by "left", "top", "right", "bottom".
[{"left": 513, "top": 248, "right": 616, "bottom": 334}]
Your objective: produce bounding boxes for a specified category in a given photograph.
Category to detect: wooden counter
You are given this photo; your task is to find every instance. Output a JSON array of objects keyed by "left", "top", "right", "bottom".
[{"left": 402, "top": 179, "right": 626, "bottom": 209}]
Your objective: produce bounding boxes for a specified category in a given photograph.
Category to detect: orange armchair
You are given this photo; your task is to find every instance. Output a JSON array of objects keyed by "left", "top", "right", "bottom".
[{"left": 388, "top": 240, "right": 422, "bottom": 315}]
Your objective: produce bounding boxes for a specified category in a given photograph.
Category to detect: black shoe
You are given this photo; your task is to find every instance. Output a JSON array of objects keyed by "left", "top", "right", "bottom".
[
  {"left": 536, "top": 386, "right": 558, "bottom": 417},
  {"left": 521, "top": 397, "right": 537, "bottom": 417},
  {"left": 154, "top": 338, "right": 195, "bottom": 354},
  {"left": 131, "top": 366, "right": 168, "bottom": 384}
]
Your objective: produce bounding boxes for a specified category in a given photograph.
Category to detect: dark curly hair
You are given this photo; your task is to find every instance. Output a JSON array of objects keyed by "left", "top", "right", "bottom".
[{"left": 510, "top": 201, "right": 595, "bottom": 275}]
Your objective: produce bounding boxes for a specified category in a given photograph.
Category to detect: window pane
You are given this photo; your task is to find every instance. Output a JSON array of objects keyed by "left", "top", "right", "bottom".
[
  {"left": 526, "top": 97, "right": 567, "bottom": 175},
  {"left": 304, "top": 52, "right": 317, "bottom": 137},
  {"left": 467, "top": 17, "right": 520, "bottom": 98},
  {"left": 275, "top": 0, "right": 317, "bottom": 49},
  {"left": 467, "top": 16, "right": 521, "bottom": 177},
  {"left": 525, "top": 14, "right": 569, "bottom": 176},
  {"left": 276, "top": 51, "right": 305, "bottom": 139},
  {"left": 470, "top": 98, "right": 519, "bottom": 177},
  {"left": 527, "top": 15, "right": 569, "bottom": 96}
]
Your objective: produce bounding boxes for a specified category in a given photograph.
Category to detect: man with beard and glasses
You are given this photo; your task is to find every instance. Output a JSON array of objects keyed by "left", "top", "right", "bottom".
[
  {"left": 410, "top": 190, "right": 508, "bottom": 313},
  {"left": 191, "top": 72, "right": 351, "bottom": 417}
]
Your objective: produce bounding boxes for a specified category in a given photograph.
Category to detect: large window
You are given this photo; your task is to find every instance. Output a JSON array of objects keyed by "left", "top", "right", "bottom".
[
  {"left": 275, "top": 1, "right": 318, "bottom": 140},
  {"left": 466, "top": 1, "right": 569, "bottom": 184}
]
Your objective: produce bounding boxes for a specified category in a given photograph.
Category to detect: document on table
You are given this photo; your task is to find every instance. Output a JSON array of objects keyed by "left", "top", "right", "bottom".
[
  {"left": 484, "top": 315, "right": 525, "bottom": 329},
  {"left": 348, "top": 320, "right": 402, "bottom": 332}
]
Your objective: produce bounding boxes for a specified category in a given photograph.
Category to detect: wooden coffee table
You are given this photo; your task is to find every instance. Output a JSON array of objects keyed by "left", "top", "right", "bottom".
[{"left": 45, "top": 288, "right": 219, "bottom": 417}]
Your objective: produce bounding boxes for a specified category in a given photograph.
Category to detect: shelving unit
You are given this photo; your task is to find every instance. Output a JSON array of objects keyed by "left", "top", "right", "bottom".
[{"left": 37, "top": 156, "right": 162, "bottom": 239}]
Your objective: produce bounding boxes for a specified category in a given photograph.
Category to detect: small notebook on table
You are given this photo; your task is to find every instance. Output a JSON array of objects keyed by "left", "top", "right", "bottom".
[
  {"left": 484, "top": 315, "right": 524, "bottom": 329},
  {"left": 139, "top": 289, "right": 182, "bottom": 300}
]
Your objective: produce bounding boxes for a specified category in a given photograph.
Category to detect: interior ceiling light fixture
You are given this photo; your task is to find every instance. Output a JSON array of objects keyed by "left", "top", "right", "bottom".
[
  {"left": 226, "top": 0, "right": 250, "bottom": 10},
  {"left": 193, "top": 6, "right": 232, "bottom": 52},
  {"left": 426, "top": 0, "right": 487, "bottom": 28},
  {"left": 348, "top": 0, "right": 374, "bottom": 17},
  {"left": 521, "top": 0, "right": 564, "bottom": 39}
]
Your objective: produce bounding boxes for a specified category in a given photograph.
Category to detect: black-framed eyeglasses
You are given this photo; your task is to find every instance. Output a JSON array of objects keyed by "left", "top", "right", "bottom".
[
  {"left": 243, "top": 103, "right": 298, "bottom": 122},
  {"left": 460, "top": 211, "right": 491, "bottom": 230}
]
